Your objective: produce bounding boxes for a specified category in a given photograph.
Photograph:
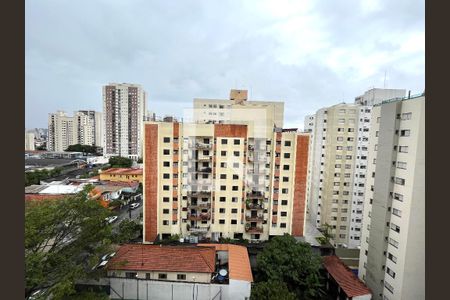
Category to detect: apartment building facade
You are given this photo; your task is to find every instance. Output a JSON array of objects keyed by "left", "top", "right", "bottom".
[
  {"left": 355, "top": 88, "right": 406, "bottom": 106},
  {"left": 143, "top": 121, "right": 309, "bottom": 243},
  {"left": 75, "top": 110, "right": 103, "bottom": 147},
  {"left": 25, "top": 131, "right": 35, "bottom": 151},
  {"left": 103, "top": 83, "right": 146, "bottom": 160},
  {"left": 358, "top": 94, "right": 425, "bottom": 300},
  {"left": 193, "top": 89, "right": 285, "bottom": 128}
]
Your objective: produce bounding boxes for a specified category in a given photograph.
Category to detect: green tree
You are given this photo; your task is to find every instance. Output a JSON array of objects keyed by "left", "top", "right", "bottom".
[
  {"left": 108, "top": 156, "right": 133, "bottom": 168},
  {"left": 255, "top": 234, "right": 324, "bottom": 299},
  {"left": 25, "top": 186, "right": 115, "bottom": 299},
  {"left": 251, "top": 281, "right": 297, "bottom": 300},
  {"left": 112, "top": 219, "right": 141, "bottom": 244},
  {"left": 65, "top": 144, "right": 99, "bottom": 155}
]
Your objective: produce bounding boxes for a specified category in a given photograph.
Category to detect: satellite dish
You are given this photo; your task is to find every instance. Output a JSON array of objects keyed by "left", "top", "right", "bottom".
[{"left": 219, "top": 269, "right": 228, "bottom": 277}]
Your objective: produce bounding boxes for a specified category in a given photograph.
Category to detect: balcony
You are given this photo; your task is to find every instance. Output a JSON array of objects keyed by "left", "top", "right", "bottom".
[
  {"left": 245, "top": 225, "right": 263, "bottom": 233},
  {"left": 188, "top": 212, "right": 211, "bottom": 221},
  {"left": 246, "top": 200, "right": 264, "bottom": 210},
  {"left": 187, "top": 191, "right": 212, "bottom": 197},
  {"left": 245, "top": 214, "right": 264, "bottom": 222},
  {"left": 197, "top": 167, "right": 212, "bottom": 173},
  {"left": 188, "top": 202, "right": 211, "bottom": 209},
  {"left": 188, "top": 142, "right": 212, "bottom": 149},
  {"left": 247, "top": 191, "right": 264, "bottom": 199},
  {"left": 188, "top": 225, "right": 210, "bottom": 233}
]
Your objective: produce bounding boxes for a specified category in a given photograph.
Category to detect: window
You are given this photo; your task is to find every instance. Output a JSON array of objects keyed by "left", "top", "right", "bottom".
[
  {"left": 336, "top": 155, "right": 342, "bottom": 159},
  {"left": 163, "top": 161, "right": 170, "bottom": 167},
  {"left": 401, "top": 112, "right": 412, "bottom": 120},
  {"left": 220, "top": 162, "right": 226, "bottom": 168},
  {"left": 392, "top": 208, "right": 402, "bottom": 217},
  {"left": 126, "top": 272, "right": 137, "bottom": 279},
  {"left": 234, "top": 139, "right": 240, "bottom": 145},
  {"left": 232, "top": 174, "right": 239, "bottom": 180},
  {"left": 385, "top": 281, "right": 394, "bottom": 293},
  {"left": 397, "top": 161, "right": 407, "bottom": 169},
  {"left": 231, "top": 208, "right": 238, "bottom": 213},
  {"left": 220, "top": 174, "right": 227, "bottom": 179},
  {"left": 393, "top": 193, "right": 404, "bottom": 202},
  {"left": 347, "top": 137, "right": 354, "bottom": 141},
  {"left": 163, "top": 137, "right": 171, "bottom": 143},
  {"left": 394, "top": 177, "right": 405, "bottom": 186},
  {"left": 281, "top": 188, "right": 288, "bottom": 194},
  {"left": 348, "top": 128, "right": 354, "bottom": 132},
  {"left": 219, "top": 219, "right": 225, "bottom": 224},
  {"left": 146, "top": 273, "right": 151, "bottom": 280},
  {"left": 158, "top": 273, "right": 167, "bottom": 280},
  {"left": 284, "top": 153, "right": 291, "bottom": 159},
  {"left": 386, "top": 268, "right": 395, "bottom": 278},
  {"left": 162, "top": 220, "right": 169, "bottom": 225},
  {"left": 399, "top": 146, "right": 408, "bottom": 153},
  {"left": 163, "top": 209, "right": 170, "bottom": 214},
  {"left": 336, "top": 146, "right": 343, "bottom": 150},
  {"left": 221, "top": 151, "right": 227, "bottom": 156},
  {"left": 233, "top": 151, "right": 240, "bottom": 157},
  {"left": 233, "top": 162, "right": 239, "bottom": 168},
  {"left": 388, "top": 252, "right": 397, "bottom": 264},
  {"left": 390, "top": 223, "right": 400, "bottom": 233},
  {"left": 220, "top": 185, "right": 226, "bottom": 191},
  {"left": 219, "top": 196, "right": 226, "bottom": 202},
  {"left": 232, "top": 186, "right": 238, "bottom": 191},
  {"left": 338, "top": 118, "right": 345, "bottom": 124},
  {"left": 231, "top": 197, "right": 238, "bottom": 202},
  {"left": 221, "top": 139, "right": 228, "bottom": 144},
  {"left": 163, "top": 173, "right": 170, "bottom": 179},
  {"left": 282, "top": 176, "right": 289, "bottom": 182},
  {"left": 283, "top": 165, "right": 289, "bottom": 170},
  {"left": 177, "top": 274, "right": 186, "bottom": 280},
  {"left": 337, "top": 128, "right": 345, "bottom": 132},
  {"left": 346, "top": 155, "right": 352, "bottom": 159},
  {"left": 163, "top": 185, "right": 170, "bottom": 191},
  {"left": 347, "top": 146, "right": 353, "bottom": 151},
  {"left": 389, "top": 238, "right": 399, "bottom": 248},
  {"left": 231, "top": 219, "right": 237, "bottom": 224},
  {"left": 163, "top": 197, "right": 170, "bottom": 202},
  {"left": 281, "top": 200, "right": 288, "bottom": 205},
  {"left": 219, "top": 208, "right": 225, "bottom": 213},
  {"left": 337, "top": 137, "right": 344, "bottom": 142},
  {"left": 400, "top": 129, "right": 410, "bottom": 137},
  {"left": 163, "top": 149, "right": 170, "bottom": 155},
  {"left": 284, "top": 141, "right": 291, "bottom": 147},
  {"left": 280, "top": 223, "right": 287, "bottom": 228},
  {"left": 339, "top": 234, "right": 346, "bottom": 239},
  {"left": 339, "top": 109, "right": 346, "bottom": 114}
]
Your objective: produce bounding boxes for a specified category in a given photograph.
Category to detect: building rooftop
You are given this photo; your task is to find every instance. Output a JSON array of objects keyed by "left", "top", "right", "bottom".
[
  {"left": 199, "top": 244, "right": 253, "bottom": 282},
  {"left": 107, "top": 244, "right": 216, "bottom": 274},
  {"left": 323, "top": 256, "right": 371, "bottom": 298},
  {"left": 101, "top": 168, "right": 143, "bottom": 176},
  {"left": 39, "top": 185, "right": 84, "bottom": 195}
]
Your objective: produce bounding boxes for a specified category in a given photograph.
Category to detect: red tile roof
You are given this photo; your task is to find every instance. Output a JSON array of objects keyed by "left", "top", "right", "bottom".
[
  {"left": 25, "top": 194, "right": 67, "bottom": 201},
  {"left": 99, "top": 180, "right": 140, "bottom": 188},
  {"left": 101, "top": 168, "right": 143, "bottom": 175},
  {"left": 107, "top": 244, "right": 216, "bottom": 274},
  {"left": 199, "top": 244, "right": 253, "bottom": 282},
  {"left": 323, "top": 256, "right": 371, "bottom": 298}
]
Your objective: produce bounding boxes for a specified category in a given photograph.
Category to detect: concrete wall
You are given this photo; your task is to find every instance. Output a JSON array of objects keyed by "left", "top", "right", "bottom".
[{"left": 109, "top": 278, "right": 250, "bottom": 300}]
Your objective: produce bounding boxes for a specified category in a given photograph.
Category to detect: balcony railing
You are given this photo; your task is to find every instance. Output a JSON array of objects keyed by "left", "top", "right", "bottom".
[
  {"left": 187, "top": 191, "right": 212, "bottom": 197},
  {"left": 188, "top": 225, "right": 210, "bottom": 233},
  {"left": 187, "top": 212, "right": 211, "bottom": 221},
  {"left": 188, "top": 143, "right": 212, "bottom": 149},
  {"left": 245, "top": 215, "right": 264, "bottom": 222},
  {"left": 246, "top": 202, "right": 264, "bottom": 209},
  {"left": 247, "top": 191, "right": 264, "bottom": 199},
  {"left": 188, "top": 202, "right": 211, "bottom": 209},
  {"left": 245, "top": 225, "right": 264, "bottom": 233}
]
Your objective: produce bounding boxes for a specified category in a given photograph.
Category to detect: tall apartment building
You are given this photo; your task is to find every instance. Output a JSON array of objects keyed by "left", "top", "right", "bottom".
[
  {"left": 75, "top": 110, "right": 103, "bottom": 147},
  {"left": 355, "top": 88, "right": 406, "bottom": 106},
  {"left": 193, "top": 89, "right": 284, "bottom": 128},
  {"left": 103, "top": 83, "right": 146, "bottom": 160},
  {"left": 306, "top": 103, "right": 371, "bottom": 248},
  {"left": 143, "top": 90, "right": 308, "bottom": 243},
  {"left": 304, "top": 115, "right": 315, "bottom": 133},
  {"left": 25, "top": 131, "right": 35, "bottom": 151},
  {"left": 358, "top": 94, "right": 425, "bottom": 300},
  {"left": 47, "top": 111, "right": 77, "bottom": 152},
  {"left": 47, "top": 110, "right": 103, "bottom": 152}
]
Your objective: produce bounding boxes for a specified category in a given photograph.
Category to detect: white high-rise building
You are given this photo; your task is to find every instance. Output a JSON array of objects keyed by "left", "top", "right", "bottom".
[
  {"left": 355, "top": 88, "right": 406, "bottom": 106},
  {"left": 103, "top": 83, "right": 146, "bottom": 160},
  {"left": 25, "top": 131, "right": 35, "bottom": 151},
  {"left": 358, "top": 94, "right": 425, "bottom": 300},
  {"left": 47, "top": 110, "right": 103, "bottom": 152}
]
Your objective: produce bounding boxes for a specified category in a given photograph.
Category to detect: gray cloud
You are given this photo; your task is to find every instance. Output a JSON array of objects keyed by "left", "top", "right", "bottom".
[{"left": 26, "top": 0, "right": 424, "bottom": 129}]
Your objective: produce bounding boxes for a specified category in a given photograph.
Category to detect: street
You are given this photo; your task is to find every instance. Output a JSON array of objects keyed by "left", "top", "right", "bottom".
[{"left": 112, "top": 198, "right": 143, "bottom": 228}]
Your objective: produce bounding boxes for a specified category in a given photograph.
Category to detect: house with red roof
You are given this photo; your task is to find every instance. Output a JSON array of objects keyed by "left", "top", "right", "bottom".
[
  {"left": 105, "top": 244, "right": 252, "bottom": 300},
  {"left": 323, "top": 256, "right": 372, "bottom": 300}
]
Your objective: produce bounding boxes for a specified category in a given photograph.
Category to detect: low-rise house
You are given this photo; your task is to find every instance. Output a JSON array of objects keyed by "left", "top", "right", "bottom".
[
  {"left": 89, "top": 181, "right": 139, "bottom": 208},
  {"left": 106, "top": 243, "right": 252, "bottom": 300},
  {"left": 323, "top": 256, "right": 371, "bottom": 300},
  {"left": 99, "top": 168, "right": 143, "bottom": 183}
]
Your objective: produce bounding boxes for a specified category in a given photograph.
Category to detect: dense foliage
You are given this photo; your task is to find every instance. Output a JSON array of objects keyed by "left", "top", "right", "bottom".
[
  {"left": 25, "top": 167, "right": 62, "bottom": 186},
  {"left": 108, "top": 156, "right": 133, "bottom": 168},
  {"left": 25, "top": 186, "right": 139, "bottom": 299},
  {"left": 253, "top": 234, "right": 324, "bottom": 300},
  {"left": 251, "top": 280, "right": 297, "bottom": 300},
  {"left": 65, "top": 144, "right": 99, "bottom": 154}
]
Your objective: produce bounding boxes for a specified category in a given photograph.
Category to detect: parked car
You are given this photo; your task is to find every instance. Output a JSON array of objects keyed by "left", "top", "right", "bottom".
[
  {"left": 130, "top": 203, "right": 140, "bottom": 210},
  {"left": 105, "top": 216, "right": 118, "bottom": 224}
]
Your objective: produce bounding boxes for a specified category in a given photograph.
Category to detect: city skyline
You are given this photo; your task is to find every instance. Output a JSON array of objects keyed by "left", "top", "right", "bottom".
[{"left": 26, "top": 0, "right": 424, "bottom": 129}]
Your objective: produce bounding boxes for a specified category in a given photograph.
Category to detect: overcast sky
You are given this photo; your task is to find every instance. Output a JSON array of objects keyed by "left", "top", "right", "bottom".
[{"left": 26, "top": 0, "right": 424, "bottom": 129}]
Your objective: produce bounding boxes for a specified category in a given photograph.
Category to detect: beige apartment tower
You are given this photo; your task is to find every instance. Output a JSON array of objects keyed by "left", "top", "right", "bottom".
[
  {"left": 143, "top": 91, "right": 308, "bottom": 243},
  {"left": 358, "top": 94, "right": 425, "bottom": 300}
]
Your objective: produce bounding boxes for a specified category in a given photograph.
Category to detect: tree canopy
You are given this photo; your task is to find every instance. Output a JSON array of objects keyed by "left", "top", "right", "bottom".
[
  {"left": 25, "top": 167, "right": 63, "bottom": 186},
  {"left": 253, "top": 234, "right": 324, "bottom": 300},
  {"left": 251, "top": 280, "right": 297, "bottom": 300},
  {"left": 65, "top": 144, "right": 99, "bottom": 154},
  {"left": 25, "top": 185, "right": 140, "bottom": 299},
  {"left": 108, "top": 156, "right": 133, "bottom": 168}
]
